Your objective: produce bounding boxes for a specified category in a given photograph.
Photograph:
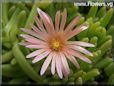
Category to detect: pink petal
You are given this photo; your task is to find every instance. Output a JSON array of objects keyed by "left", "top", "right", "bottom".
[
  {"left": 65, "top": 23, "right": 89, "bottom": 40},
  {"left": 19, "top": 42, "right": 31, "bottom": 46},
  {"left": 64, "top": 16, "right": 80, "bottom": 34},
  {"left": 45, "top": 13, "right": 55, "bottom": 32},
  {"left": 67, "top": 41, "right": 95, "bottom": 47},
  {"left": 26, "top": 49, "right": 47, "bottom": 58},
  {"left": 37, "top": 8, "right": 50, "bottom": 23},
  {"left": 20, "top": 34, "right": 47, "bottom": 45},
  {"left": 51, "top": 52, "right": 56, "bottom": 75},
  {"left": 61, "top": 64, "right": 69, "bottom": 77},
  {"left": 25, "top": 38, "right": 46, "bottom": 45},
  {"left": 32, "top": 25, "right": 48, "bottom": 41},
  {"left": 66, "top": 48, "right": 92, "bottom": 64},
  {"left": 59, "top": 52, "right": 70, "bottom": 75},
  {"left": 55, "top": 11, "right": 61, "bottom": 31},
  {"left": 40, "top": 52, "right": 53, "bottom": 75},
  {"left": 26, "top": 45, "right": 48, "bottom": 49},
  {"left": 35, "top": 16, "right": 47, "bottom": 33},
  {"left": 37, "top": 8, "right": 55, "bottom": 34},
  {"left": 31, "top": 26, "right": 48, "bottom": 40},
  {"left": 32, "top": 50, "right": 51, "bottom": 63},
  {"left": 20, "top": 28, "right": 47, "bottom": 41},
  {"left": 60, "top": 9, "right": 67, "bottom": 31},
  {"left": 55, "top": 54, "right": 63, "bottom": 79},
  {"left": 31, "top": 24, "right": 42, "bottom": 33},
  {"left": 20, "top": 34, "right": 30, "bottom": 39},
  {"left": 68, "top": 45, "right": 93, "bottom": 56},
  {"left": 64, "top": 52, "right": 80, "bottom": 68}
]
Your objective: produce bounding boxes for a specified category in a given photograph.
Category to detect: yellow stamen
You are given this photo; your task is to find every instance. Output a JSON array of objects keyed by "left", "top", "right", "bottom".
[{"left": 51, "top": 40, "right": 61, "bottom": 50}]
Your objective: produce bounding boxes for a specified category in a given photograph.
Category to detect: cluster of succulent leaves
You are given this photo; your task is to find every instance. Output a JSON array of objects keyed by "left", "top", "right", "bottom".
[{"left": 2, "top": 1, "right": 114, "bottom": 85}]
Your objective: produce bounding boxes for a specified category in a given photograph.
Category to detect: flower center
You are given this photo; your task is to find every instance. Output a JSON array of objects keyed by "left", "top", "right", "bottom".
[{"left": 51, "top": 39, "right": 61, "bottom": 51}]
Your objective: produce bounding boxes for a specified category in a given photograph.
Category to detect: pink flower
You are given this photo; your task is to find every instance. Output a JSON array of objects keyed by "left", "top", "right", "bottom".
[{"left": 20, "top": 8, "right": 94, "bottom": 79}]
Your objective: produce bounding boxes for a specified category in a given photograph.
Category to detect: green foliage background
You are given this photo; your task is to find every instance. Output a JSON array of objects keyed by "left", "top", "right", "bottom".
[{"left": 1, "top": 0, "right": 114, "bottom": 85}]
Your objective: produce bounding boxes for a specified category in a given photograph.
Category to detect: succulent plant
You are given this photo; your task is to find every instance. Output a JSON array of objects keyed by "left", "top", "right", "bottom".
[{"left": 1, "top": 0, "right": 114, "bottom": 85}]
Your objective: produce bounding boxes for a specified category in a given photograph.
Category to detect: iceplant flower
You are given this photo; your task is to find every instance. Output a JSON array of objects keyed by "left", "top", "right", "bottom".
[{"left": 20, "top": 8, "right": 94, "bottom": 79}]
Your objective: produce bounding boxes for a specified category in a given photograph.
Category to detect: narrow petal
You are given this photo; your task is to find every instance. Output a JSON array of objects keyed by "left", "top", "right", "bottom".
[
  {"left": 25, "top": 38, "right": 46, "bottom": 45},
  {"left": 51, "top": 53, "right": 56, "bottom": 75},
  {"left": 37, "top": 8, "right": 55, "bottom": 34},
  {"left": 60, "top": 8, "right": 67, "bottom": 31},
  {"left": 20, "top": 34, "right": 30, "bottom": 39},
  {"left": 68, "top": 45, "right": 93, "bottom": 56},
  {"left": 59, "top": 52, "right": 70, "bottom": 75},
  {"left": 61, "top": 64, "right": 69, "bottom": 77},
  {"left": 31, "top": 24, "right": 42, "bottom": 33},
  {"left": 70, "top": 56, "right": 80, "bottom": 69},
  {"left": 65, "top": 23, "right": 89, "bottom": 40},
  {"left": 20, "top": 28, "right": 47, "bottom": 41},
  {"left": 26, "top": 45, "right": 48, "bottom": 49},
  {"left": 37, "top": 8, "right": 50, "bottom": 22},
  {"left": 55, "top": 54, "right": 63, "bottom": 79},
  {"left": 32, "top": 50, "right": 51, "bottom": 63},
  {"left": 35, "top": 16, "right": 47, "bottom": 33},
  {"left": 64, "top": 16, "right": 80, "bottom": 34},
  {"left": 66, "top": 48, "right": 92, "bottom": 64},
  {"left": 32, "top": 25, "right": 49, "bottom": 40},
  {"left": 26, "top": 49, "right": 47, "bottom": 58},
  {"left": 19, "top": 42, "right": 31, "bottom": 46},
  {"left": 40, "top": 52, "right": 53, "bottom": 75},
  {"left": 67, "top": 41, "right": 95, "bottom": 47},
  {"left": 45, "top": 13, "right": 55, "bottom": 32},
  {"left": 64, "top": 52, "right": 80, "bottom": 68},
  {"left": 31, "top": 24, "right": 46, "bottom": 36},
  {"left": 20, "top": 34, "right": 47, "bottom": 45},
  {"left": 55, "top": 11, "right": 61, "bottom": 31}
]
